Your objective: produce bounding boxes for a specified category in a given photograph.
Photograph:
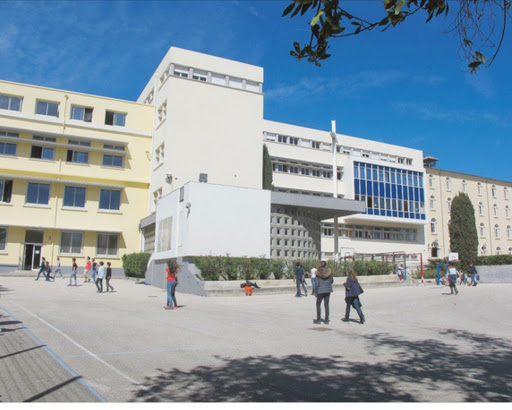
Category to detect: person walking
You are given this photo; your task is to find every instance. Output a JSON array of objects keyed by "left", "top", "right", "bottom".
[
  {"left": 313, "top": 261, "right": 333, "bottom": 324},
  {"left": 470, "top": 263, "right": 478, "bottom": 286},
  {"left": 96, "top": 261, "right": 106, "bottom": 293},
  {"left": 342, "top": 268, "right": 365, "bottom": 324},
  {"left": 35, "top": 257, "right": 49, "bottom": 281},
  {"left": 68, "top": 258, "right": 78, "bottom": 286},
  {"left": 91, "top": 258, "right": 98, "bottom": 284},
  {"left": 447, "top": 264, "right": 459, "bottom": 295},
  {"left": 84, "top": 256, "right": 92, "bottom": 283},
  {"left": 105, "top": 262, "right": 114, "bottom": 292},
  {"left": 45, "top": 261, "right": 54, "bottom": 281},
  {"left": 310, "top": 263, "right": 317, "bottom": 295},
  {"left": 164, "top": 260, "right": 180, "bottom": 310},
  {"left": 294, "top": 262, "right": 307, "bottom": 297},
  {"left": 54, "top": 257, "right": 63, "bottom": 278}
]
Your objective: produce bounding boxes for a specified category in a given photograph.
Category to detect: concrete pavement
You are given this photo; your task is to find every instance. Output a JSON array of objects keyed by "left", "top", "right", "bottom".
[{"left": 0, "top": 276, "right": 511, "bottom": 402}]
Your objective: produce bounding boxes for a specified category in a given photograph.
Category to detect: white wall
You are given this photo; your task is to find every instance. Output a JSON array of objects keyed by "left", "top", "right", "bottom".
[{"left": 150, "top": 182, "right": 271, "bottom": 263}]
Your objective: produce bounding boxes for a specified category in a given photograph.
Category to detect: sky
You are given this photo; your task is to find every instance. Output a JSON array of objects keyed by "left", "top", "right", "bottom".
[{"left": 1, "top": 0, "right": 511, "bottom": 182}]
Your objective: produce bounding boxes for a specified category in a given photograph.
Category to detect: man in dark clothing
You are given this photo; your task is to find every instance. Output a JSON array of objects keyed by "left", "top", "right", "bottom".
[
  {"left": 314, "top": 261, "right": 333, "bottom": 324},
  {"left": 470, "top": 264, "right": 478, "bottom": 286},
  {"left": 35, "top": 257, "right": 49, "bottom": 281},
  {"left": 294, "top": 263, "right": 307, "bottom": 297}
]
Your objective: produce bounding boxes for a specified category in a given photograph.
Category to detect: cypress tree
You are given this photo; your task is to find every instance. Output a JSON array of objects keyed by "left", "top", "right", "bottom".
[
  {"left": 262, "top": 144, "right": 274, "bottom": 190},
  {"left": 449, "top": 193, "right": 478, "bottom": 272}
]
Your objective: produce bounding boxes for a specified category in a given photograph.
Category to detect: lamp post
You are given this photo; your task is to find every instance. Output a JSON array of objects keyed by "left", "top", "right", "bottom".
[{"left": 330, "top": 120, "right": 339, "bottom": 261}]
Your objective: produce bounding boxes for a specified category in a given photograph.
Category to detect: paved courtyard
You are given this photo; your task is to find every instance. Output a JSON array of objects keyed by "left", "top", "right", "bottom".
[{"left": 0, "top": 276, "right": 511, "bottom": 402}]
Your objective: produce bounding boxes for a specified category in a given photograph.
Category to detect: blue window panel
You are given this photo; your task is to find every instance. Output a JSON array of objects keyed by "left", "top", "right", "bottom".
[
  {"left": 354, "top": 165, "right": 359, "bottom": 179},
  {"left": 373, "top": 182, "right": 379, "bottom": 196},
  {"left": 380, "top": 210, "right": 386, "bottom": 216},
  {"left": 419, "top": 174, "right": 424, "bottom": 187},
  {"left": 404, "top": 212, "right": 409, "bottom": 218},
  {"left": 385, "top": 184, "right": 391, "bottom": 197},
  {"left": 421, "top": 214, "right": 426, "bottom": 220},
  {"left": 42, "top": 148, "right": 54, "bottom": 160},
  {"left": 403, "top": 188, "right": 408, "bottom": 200},
  {"left": 386, "top": 210, "right": 392, "bottom": 217},
  {"left": 392, "top": 185, "right": 397, "bottom": 199},
  {"left": 420, "top": 189, "right": 425, "bottom": 202},
  {"left": 373, "top": 168, "right": 378, "bottom": 181},
  {"left": 361, "top": 181, "right": 366, "bottom": 195},
  {"left": 355, "top": 180, "right": 360, "bottom": 194},
  {"left": 409, "top": 187, "right": 414, "bottom": 199},
  {"left": 416, "top": 214, "right": 421, "bottom": 219},
  {"left": 367, "top": 181, "right": 372, "bottom": 196},
  {"left": 367, "top": 209, "right": 373, "bottom": 215},
  {"left": 397, "top": 186, "right": 402, "bottom": 199},
  {"left": 26, "top": 183, "right": 38, "bottom": 203},
  {"left": 360, "top": 167, "right": 365, "bottom": 180},
  {"left": 393, "top": 211, "right": 398, "bottom": 217},
  {"left": 391, "top": 171, "right": 396, "bottom": 184},
  {"left": 379, "top": 183, "right": 385, "bottom": 196},
  {"left": 399, "top": 212, "right": 404, "bottom": 218}
]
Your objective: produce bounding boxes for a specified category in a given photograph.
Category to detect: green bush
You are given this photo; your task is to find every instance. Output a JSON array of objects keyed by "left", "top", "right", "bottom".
[
  {"left": 122, "top": 252, "right": 151, "bottom": 278},
  {"left": 271, "top": 259, "right": 286, "bottom": 279}
]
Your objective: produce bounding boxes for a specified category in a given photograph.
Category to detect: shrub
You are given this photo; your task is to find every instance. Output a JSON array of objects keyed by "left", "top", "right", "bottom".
[
  {"left": 271, "top": 259, "right": 286, "bottom": 279},
  {"left": 122, "top": 253, "right": 151, "bottom": 278}
]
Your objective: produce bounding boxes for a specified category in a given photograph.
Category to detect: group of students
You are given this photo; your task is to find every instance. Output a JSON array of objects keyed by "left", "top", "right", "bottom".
[
  {"left": 295, "top": 262, "right": 365, "bottom": 325},
  {"left": 35, "top": 257, "right": 63, "bottom": 281},
  {"left": 35, "top": 256, "right": 114, "bottom": 293}
]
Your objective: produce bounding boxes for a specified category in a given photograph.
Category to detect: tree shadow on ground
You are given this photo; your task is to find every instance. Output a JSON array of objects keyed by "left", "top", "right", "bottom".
[{"left": 130, "top": 330, "right": 512, "bottom": 402}]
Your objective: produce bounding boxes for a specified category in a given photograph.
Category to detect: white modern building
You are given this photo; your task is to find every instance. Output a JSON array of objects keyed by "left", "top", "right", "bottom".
[{"left": 136, "top": 47, "right": 428, "bottom": 285}]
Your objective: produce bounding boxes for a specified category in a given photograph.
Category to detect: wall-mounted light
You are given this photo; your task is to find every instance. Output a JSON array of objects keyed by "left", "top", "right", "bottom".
[
  {"left": 199, "top": 173, "right": 208, "bottom": 183},
  {"left": 165, "top": 174, "right": 173, "bottom": 184}
]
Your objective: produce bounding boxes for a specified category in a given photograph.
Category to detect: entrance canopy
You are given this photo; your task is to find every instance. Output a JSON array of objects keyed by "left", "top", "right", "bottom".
[{"left": 270, "top": 191, "right": 365, "bottom": 220}]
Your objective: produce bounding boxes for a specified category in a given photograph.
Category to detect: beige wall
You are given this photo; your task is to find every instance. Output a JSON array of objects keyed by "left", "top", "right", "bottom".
[{"left": 426, "top": 168, "right": 512, "bottom": 258}]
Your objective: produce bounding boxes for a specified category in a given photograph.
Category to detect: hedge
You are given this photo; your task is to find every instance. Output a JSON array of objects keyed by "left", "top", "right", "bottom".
[
  {"left": 193, "top": 255, "right": 396, "bottom": 281},
  {"left": 122, "top": 252, "right": 151, "bottom": 278}
]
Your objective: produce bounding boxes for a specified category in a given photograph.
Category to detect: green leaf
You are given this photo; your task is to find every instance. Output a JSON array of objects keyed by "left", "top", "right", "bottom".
[
  {"left": 395, "top": 0, "right": 406, "bottom": 14},
  {"left": 310, "top": 9, "right": 325, "bottom": 26},
  {"left": 282, "top": 3, "right": 295, "bottom": 17}
]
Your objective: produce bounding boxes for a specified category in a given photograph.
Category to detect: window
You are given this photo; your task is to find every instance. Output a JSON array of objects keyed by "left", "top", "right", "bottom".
[
  {"left": 63, "top": 186, "right": 86, "bottom": 208},
  {"left": 479, "top": 202, "right": 484, "bottom": 215},
  {"left": 496, "top": 247, "right": 502, "bottom": 255},
  {"left": 192, "top": 70, "right": 207, "bottom": 82},
  {"left": 31, "top": 136, "right": 56, "bottom": 160},
  {"left": 67, "top": 140, "right": 90, "bottom": 164},
  {"left": 506, "top": 206, "right": 510, "bottom": 218},
  {"left": 478, "top": 182, "right": 483, "bottom": 195},
  {"left": 103, "top": 144, "right": 124, "bottom": 168},
  {"left": 0, "top": 131, "right": 18, "bottom": 156},
  {"left": 173, "top": 66, "right": 189, "bottom": 78},
  {"left": 481, "top": 245, "right": 487, "bottom": 255},
  {"left": 0, "top": 227, "right": 6, "bottom": 251},
  {"left": 97, "top": 233, "right": 119, "bottom": 256},
  {"left": 99, "top": 189, "right": 121, "bottom": 211},
  {"left": 446, "top": 177, "right": 451, "bottom": 191},
  {"left": 492, "top": 185, "right": 497, "bottom": 197},
  {"left": 462, "top": 180, "right": 467, "bottom": 193},
  {"left": 105, "top": 111, "right": 126, "bottom": 126},
  {"left": 430, "top": 195, "right": 435, "bottom": 210},
  {"left": 480, "top": 223, "right": 485, "bottom": 237},
  {"left": 507, "top": 226, "right": 511, "bottom": 240},
  {"left": 157, "top": 101, "right": 167, "bottom": 123},
  {"left": 0, "top": 94, "right": 22, "bottom": 111},
  {"left": 495, "top": 224, "right": 500, "bottom": 238},
  {"left": 493, "top": 204, "right": 498, "bottom": 217},
  {"left": 431, "top": 218, "right": 437, "bottom": 233},
  {"left": 26, "top": 182, "right": 50, "bottom": 205},
  {"left": 60, "top": 231, "right": 82, "bottom": 255},
  {"left": 505, "top": 187, "right": 509, "bottom": 199},
  {"left": 447, "top": 198, "right": 452, "bottom": 211},
  {"left": 71, "top": 105, "right": 93, "bottom": 122},
  {"left": 36, "top": 100, "right": 59, "bottom": 117},
  {"left": 0, "top": 180, "right": 13, "bottom": 203}
]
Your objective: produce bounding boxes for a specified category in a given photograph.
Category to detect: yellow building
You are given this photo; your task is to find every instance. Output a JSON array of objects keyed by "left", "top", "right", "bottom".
[
  {"left": 0, "top": 80, "right": 153, "bottom": 274},
  {"left": 425, "top": 156, "right": 512, "bottom": 259}
]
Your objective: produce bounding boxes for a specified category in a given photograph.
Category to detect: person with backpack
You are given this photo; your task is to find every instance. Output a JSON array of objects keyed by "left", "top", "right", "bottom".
[
  {"left": 313, "top": 261, "right": 333, "bottom": 324},
  {"left": 342, "top": 268, "right": 365, "bottom": 324},
  {"left": 35, "top": 257, "right": 49, "bottom": 281}
]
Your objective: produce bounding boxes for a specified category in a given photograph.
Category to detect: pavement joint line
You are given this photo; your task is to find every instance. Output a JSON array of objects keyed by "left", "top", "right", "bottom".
[
  {"left": 12, "top": 302, "right": 149, "bottom": 391},
  {"left": 0, "top": 304, "right": 106, "bottom": 403},
  {"left": 60, "top": 346, "right": 223, "bottom": 358}
]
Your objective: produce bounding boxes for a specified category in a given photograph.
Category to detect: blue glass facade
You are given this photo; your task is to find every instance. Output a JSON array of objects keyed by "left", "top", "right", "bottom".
[{"left": 354, "top": 162, "right": 426, "bottom": 220}]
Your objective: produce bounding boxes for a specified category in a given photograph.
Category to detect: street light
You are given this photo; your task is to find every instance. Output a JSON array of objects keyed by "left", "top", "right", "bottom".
[{"left": 330, "top": 120, "right": 339, "bottom": 261}]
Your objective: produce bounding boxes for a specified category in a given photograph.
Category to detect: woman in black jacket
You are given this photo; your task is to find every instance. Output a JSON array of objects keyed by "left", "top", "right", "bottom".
[
  {"left": 343, "top": 268, "right": 365, "bottom": 324},
  {"left": 314, "top": 261, "right": 333, "bottom": 324}
]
